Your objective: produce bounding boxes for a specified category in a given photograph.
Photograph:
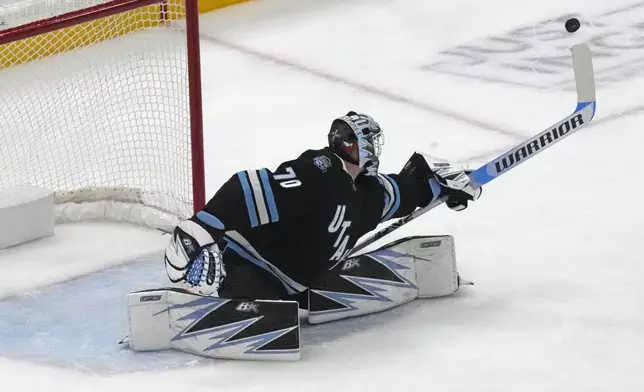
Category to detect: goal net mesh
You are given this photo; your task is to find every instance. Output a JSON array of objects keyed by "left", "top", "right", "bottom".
[{"left": 0, "top": 0, "right": 197, "bottom": 231}]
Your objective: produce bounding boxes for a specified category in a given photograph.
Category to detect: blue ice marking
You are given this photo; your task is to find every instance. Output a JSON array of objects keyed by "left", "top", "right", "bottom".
[{"left": 0, "top": 253, "right": 210, "bottom": 373}]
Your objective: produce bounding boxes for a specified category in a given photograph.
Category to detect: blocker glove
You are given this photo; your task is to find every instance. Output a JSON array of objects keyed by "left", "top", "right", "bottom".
[{"left": 401, "top": 152, "right": 482, "bottom": 211}]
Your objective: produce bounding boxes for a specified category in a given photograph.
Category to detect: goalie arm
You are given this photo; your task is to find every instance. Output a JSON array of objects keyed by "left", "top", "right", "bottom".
[
  {"left": 375, "top": 172, "right": 432, "bottom": 222},
  {"left": 348, "top": 43, "right": 596, "bottom": 257},
  {"left": 376, "top": 152, "right": 481, "bottom": 222}
]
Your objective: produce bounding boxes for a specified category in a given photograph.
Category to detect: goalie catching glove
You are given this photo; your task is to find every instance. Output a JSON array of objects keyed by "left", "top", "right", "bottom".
[
  {"left": 164, "top": 218, "right": 226, "bottom": 296},
  {"left": 401, "top": 152, "right": 482, "bottom": 211}
]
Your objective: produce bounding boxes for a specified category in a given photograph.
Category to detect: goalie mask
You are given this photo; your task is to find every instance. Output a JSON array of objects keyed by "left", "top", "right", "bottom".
[{"left": 328, "top": 111, "right": 384, "bottom": 176}]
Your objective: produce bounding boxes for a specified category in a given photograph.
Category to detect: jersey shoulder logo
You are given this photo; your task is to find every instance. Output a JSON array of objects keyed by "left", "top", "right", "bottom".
[{"left": 313, "top": 155, "right": 332, "bottom": 173}]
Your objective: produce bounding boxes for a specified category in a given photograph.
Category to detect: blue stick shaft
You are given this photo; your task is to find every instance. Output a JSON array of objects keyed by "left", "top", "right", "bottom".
[{"left": 348, "top": 43, "right": 596, "bottom": 257}]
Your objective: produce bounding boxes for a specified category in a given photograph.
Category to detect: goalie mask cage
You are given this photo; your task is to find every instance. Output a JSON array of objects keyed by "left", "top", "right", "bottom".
[{"left": 0, "top": 0, "right": 205, "bottom": 231}]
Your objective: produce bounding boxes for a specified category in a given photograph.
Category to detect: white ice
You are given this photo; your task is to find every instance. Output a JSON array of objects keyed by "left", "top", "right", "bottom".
[{"left": 1, "top": 0, "right": 643, "bottom": 391}]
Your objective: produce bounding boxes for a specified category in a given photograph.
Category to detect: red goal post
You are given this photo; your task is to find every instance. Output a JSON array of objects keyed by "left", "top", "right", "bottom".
[{"left": 0, "top": 0, "right": 205, "bottom": 231}]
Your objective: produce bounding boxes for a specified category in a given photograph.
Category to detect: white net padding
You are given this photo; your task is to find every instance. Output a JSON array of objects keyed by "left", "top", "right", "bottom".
[
  {"left": 0, "top": 0, "right": 200, "bottom": 232},
  {"left": 0, "top": 0, "right": 111, "bottom": 29}
]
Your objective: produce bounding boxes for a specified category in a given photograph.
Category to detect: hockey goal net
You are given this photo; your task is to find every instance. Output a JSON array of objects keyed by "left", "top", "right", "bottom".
[{"left": 0, "top": 0, "right": 205, "bottom": 231}]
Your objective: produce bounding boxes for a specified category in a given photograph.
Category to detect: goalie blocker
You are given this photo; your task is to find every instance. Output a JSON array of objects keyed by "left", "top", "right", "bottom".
[{"left": 124, "top": 235, "right": 470, "bottom": 360}]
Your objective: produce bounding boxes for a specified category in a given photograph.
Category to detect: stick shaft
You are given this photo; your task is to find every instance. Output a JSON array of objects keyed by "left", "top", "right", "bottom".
[{"left": 348, "top": 43, "right": 596, "bottom": 257}]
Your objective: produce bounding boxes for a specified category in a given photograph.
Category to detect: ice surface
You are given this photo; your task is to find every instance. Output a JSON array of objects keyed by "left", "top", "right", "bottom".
[{"left": 1, "top": 0, "right": 643, "bottom": 391}]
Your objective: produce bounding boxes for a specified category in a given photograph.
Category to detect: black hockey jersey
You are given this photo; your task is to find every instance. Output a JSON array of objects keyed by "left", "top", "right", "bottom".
[{"left": 199, "top": 147, "right": 434, "bottom": 295}]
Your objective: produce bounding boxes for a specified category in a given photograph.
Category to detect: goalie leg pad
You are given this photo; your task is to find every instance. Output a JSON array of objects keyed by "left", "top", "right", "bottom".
[
  {"left": 308, "top": 235, "right": 463, "bottom": 324},
  {"left": 125, "top": 288, "right": 300, "bottom": 361},
  {"left": 308, "top": 246, "right": 419, "bottom": 324}
]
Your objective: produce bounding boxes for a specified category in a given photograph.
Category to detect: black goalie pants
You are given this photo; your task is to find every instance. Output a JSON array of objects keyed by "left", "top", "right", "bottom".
[{"left": 217, "top": 248, "right": 309, "bottom": 309}]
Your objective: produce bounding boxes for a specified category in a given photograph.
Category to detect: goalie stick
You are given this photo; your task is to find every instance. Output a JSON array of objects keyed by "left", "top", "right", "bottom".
[{"left": 348, "top": 43, "right": 597, "bottom": 257}]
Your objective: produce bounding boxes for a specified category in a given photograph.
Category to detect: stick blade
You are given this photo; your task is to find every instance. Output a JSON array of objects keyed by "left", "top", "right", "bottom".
[{"left": 572, "top": 43, "right": 596, "bottom": 104}]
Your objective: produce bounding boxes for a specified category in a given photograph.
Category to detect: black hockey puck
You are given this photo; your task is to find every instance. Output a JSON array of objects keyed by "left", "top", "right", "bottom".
[{"left": 565, "top": 17, "right": 580, "bottom": 33}]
